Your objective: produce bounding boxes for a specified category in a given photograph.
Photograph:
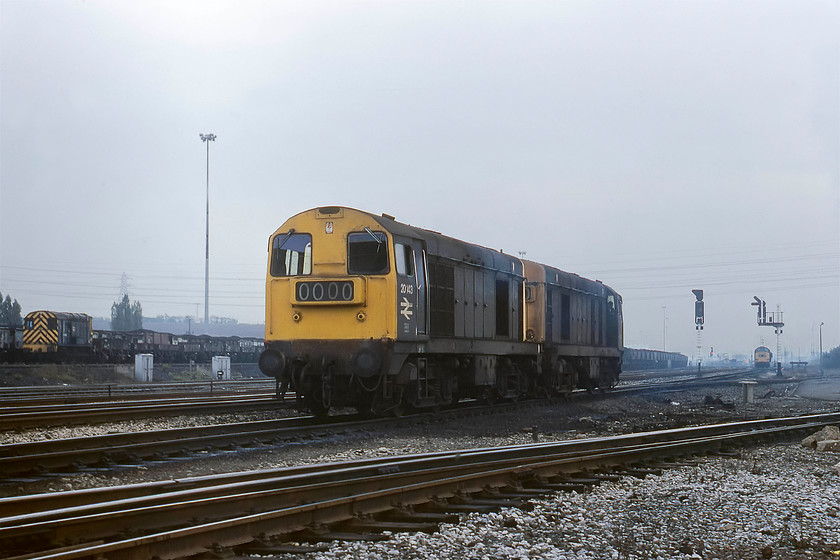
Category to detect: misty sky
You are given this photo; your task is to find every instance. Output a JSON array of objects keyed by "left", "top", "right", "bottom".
[{"left": 1, "top": 0, "right": 838, "bottom": 362}]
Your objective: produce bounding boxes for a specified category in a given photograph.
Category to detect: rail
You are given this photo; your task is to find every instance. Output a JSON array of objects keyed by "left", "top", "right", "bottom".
[
  {"left": 0, "top": 394, "right": 287, "bottom": 430},
  {"left": 0, "top": 413, "right": 836, "bottom": 560}
]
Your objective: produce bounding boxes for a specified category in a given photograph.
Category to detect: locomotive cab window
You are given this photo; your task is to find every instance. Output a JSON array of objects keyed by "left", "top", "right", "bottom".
[
  {"left": 270, "top": 233, "right": 312, "bottom": 277},
  {"left": 348, "top": 230, "right": 388, "bottom": 275},
  {"left": 394, "top": 243, "right": 414, "bottom": 276}
]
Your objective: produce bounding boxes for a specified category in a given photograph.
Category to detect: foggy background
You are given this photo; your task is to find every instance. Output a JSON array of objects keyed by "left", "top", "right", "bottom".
[{"left": 1, "top": 0, "right": 838, "bottom": 362}]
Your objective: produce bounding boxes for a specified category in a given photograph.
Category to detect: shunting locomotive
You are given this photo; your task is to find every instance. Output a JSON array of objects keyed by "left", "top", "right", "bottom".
[
  {"left": 23, "top": 310, "right": 93, "bottom": 357},
  {"left": 258, "top": 206, "right": 623, "bottom": 416}
]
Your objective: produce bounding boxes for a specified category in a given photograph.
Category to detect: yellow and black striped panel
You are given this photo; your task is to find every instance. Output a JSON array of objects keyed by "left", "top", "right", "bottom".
[{"left": 23, "top": 311, "right": 58, "bottom": 352}]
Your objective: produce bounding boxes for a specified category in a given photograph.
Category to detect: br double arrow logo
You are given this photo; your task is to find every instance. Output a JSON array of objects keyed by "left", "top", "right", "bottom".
[{"left": 400, "top": 297, "right": 413, "bottom": 320}]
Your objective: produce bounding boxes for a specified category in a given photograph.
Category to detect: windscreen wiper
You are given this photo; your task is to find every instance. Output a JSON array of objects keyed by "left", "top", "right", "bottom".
[
  {"left": 364, "top": 227, "right": 383, "bottom": 252},
  {"left": 275, "top": 228, "right": 296, "bottom": 251}
]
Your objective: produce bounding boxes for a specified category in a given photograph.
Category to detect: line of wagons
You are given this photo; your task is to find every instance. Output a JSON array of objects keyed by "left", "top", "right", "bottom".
[
  {"left": 622, "top": 348, "right": 689, "bottom": 371},
  {"left": 0, "top": 310, "right": 264, "bottom": 364}
]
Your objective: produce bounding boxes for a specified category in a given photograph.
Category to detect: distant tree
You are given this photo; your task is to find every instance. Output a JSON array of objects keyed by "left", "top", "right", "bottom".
[
  {"left": 0, "top": 292, "right": 22, "bottom": 326},
  {"left": 111, "top": 294, "right": 143, "bottom": 332},
  {"left": 823, "top": 346, "right": 840, "bottom": 369}
]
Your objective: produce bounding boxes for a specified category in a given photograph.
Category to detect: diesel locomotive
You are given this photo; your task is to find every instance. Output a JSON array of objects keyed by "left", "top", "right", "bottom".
[
  {"left": 258, "top": 206, "right": 623, "bottom": 416},
  {"left": 23, "top": 310, "right": 93, "bottom": 357},
  {"left": 754, "top": 346, "right": 773, "bottom": 369}
]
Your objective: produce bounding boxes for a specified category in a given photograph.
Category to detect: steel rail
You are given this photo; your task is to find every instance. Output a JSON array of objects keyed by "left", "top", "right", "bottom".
[
  {"left": 0, "top": 414, "right": 364, "bottom": 480},
  {"left": 0, "top": 379, "right": 276, "bottom": 403},
  {"left": 0, "top": 395, "right": 289, "bottom": 430},
  {"left": 0, "top": 390, "right": 277, "bottom": 411},
  {"left": 0, "top": 404, "right": 517, "bottom": 482},
  {"left": 611, "top": 367, "right": 798, "bottom": 397},
  {"left": 0, "top": 394, "right": 278, "bottom": 416},
  {"left": 1, "top": 413, "right": 837, "bottom": 560},
  {"left": 2, "top": 412, "right": 829, "bottom": 518}
]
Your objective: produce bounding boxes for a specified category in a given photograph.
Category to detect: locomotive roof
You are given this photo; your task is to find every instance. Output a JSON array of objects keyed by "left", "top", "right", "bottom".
[
  {"left": 24, "top": 310, "right": 92, "bottom": 321},
  {"left": 285, "top": 206, "right": 620, "bottom": 289},
  {"left": 371, "top": 211, "right": 522, "bottom": 274},
  {"left": 523, "top": 259, "right": 620, "bottom": 299},
  {"left": 297, "top": 206, "right": 523, "bottom": 276}
]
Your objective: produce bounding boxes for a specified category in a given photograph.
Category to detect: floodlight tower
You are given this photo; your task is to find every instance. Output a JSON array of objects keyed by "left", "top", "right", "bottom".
[{"left": 200, "top": 133, "right": 216, "bottom": 325}]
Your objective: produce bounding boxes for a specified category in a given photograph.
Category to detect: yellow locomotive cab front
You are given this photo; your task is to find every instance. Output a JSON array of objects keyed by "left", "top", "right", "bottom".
[
  {"left": 264, "top": 207, "right": 396, "bottom": 343},
  {"left": 259, "top": 207, "right": 405, "bottom": 414}
]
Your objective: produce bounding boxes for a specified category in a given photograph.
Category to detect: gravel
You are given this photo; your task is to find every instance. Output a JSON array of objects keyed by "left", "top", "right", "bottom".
[
  {"left": 305, "top": 445, "right": 840, "bottom": 560},
  {"left": 0, "top": 410, "right": 285, "bottom": 445},
  {"left": 3, "top": 375, "right": 840, "bottom": 558}
]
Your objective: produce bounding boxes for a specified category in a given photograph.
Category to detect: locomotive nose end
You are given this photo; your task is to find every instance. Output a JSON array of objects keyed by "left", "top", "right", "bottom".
[
  {"left": 350, "top": 347, "right": 381, "bottom": 378},
  {"left": 259, "top": 349, "right": 286, "bottom": 378}
]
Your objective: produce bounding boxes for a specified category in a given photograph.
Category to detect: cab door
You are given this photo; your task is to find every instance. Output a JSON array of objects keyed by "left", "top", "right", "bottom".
[{"left": 394, "top": 237, "right": 427, "bottom": 340}]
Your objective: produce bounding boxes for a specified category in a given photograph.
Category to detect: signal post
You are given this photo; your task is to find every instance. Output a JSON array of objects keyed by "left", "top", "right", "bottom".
[
  {"left": 752, "top": 296, "right": 784, "bottom": 376},
  {"left": 693, "top": 289, "right": 704, "bottom": 375}
]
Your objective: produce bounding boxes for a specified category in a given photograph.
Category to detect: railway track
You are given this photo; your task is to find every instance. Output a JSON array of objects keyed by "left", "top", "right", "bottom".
[
  {"left": 0, "top": 379, "right": 277, "bottom": 405},
  {"left": 0, "top": 394, "right": 291, "bottom": 430},
  {"left": 1, "top": 412, "right": 836, "bottom": 560},
  {"left": 0, "top": 379, "right": 288, "bottom": 429},
  {"left": 0, "top": 367, "right": 767, "bottom": 430},
  {"left": 0, "top": 368, "right": 781, "bottom": 482},
  {"left": 613, "top": 367, "right": 804, "bottom": 400},
  {"left": 0, "top": 413, "right": 357, "bottom": 482},
  {"left": 618, "top": 366, "right": 766, "bottom": 387}
]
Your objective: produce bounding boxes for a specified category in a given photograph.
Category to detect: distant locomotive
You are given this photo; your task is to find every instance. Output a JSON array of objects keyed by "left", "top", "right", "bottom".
[
  {"left": 754, "top": 346, "right": 773, "bottom": 369},
  {"left": 258, "top": 206, "right": 623, "bottom": 416},
  {"left": 622, "top": 348, "right": 689, "bottom": 371},
  {"left": 23, "top": 311, "right": 93, "bottom": 358}
]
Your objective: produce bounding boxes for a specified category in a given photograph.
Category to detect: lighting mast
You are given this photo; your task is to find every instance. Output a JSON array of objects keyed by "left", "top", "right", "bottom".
[{"left": 200, "top": 133, "right": 216, "bottom": 325}]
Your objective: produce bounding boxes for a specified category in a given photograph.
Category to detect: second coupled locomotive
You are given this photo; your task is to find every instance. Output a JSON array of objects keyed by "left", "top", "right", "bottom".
[{"left": 259, "top": 206, "right": 623, "bottom": 415}]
